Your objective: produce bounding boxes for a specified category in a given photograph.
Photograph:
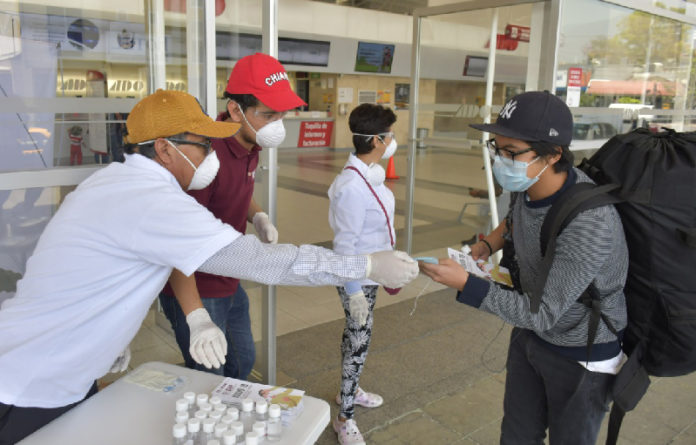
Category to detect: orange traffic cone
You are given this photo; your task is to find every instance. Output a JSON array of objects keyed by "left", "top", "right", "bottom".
[{"left": 386, "top": 156, "right": 399, "bottom": 179}]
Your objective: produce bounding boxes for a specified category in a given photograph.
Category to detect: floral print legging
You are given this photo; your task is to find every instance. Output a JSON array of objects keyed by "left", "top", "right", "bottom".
[{"left": 336, "top": 285, "right": 378, "bottom": 420}]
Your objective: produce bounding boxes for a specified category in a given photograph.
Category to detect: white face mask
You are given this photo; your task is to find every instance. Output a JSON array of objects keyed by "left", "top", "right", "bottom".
[
  {"left": 168, "top": 140, "right": 220, "bottom": 190},
  {"left": 237, "top": 103, "right": 287, "bottom": 148},
  {"left": 366, "top": 163, "right": 386, "bottom": 186},
  {"left": 381, "top": 137, "right": 397, "bottom": 159},
  {"left": 353, "top": 133, "right": 398, "bottom": 159}
]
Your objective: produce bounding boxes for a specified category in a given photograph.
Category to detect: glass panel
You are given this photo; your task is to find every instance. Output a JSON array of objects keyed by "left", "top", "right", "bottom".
[
  {"left": 0, "top": 185, "right": 71, "bottom": 305},
  {"left": 557, "top": 0, "right": 696, "bottom": 143},
  {"left": 410, "top": 6, "right": 532, "bottom": 259},
  {"left": 0, "top": 1, "right": 146, "bottom": 171}
]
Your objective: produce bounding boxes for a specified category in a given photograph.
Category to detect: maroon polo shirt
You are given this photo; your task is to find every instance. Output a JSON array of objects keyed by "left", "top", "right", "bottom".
[{"left": 162, "top": 112, "right": 261, "bottom": 298}]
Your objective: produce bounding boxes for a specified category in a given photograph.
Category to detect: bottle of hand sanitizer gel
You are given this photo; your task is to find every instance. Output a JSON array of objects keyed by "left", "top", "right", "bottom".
[
  {"left": 266, "top": 404, "right": 282, "bottom": 441},
  {"left": 254, "top": 399, "right": 268, "bottom": 422},
  {"left": 239, "top": 398, "right": 255, "bottom": 433}
]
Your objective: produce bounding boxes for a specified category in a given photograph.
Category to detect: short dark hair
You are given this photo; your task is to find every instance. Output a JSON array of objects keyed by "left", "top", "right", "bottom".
[
  {"left": 529, "top": 140, "right": 574, "bottom": 172},
  {"left": 124, "top": 132, "right": 188, "bottom": 159},
  {"left": 348, "top": 103, "right": 396, "bottom": 155},
  {"left": 222, "top": 92, "right": 259, "bottom": 112}
]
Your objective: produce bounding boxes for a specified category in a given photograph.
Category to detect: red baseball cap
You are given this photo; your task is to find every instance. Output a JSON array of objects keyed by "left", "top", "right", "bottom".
[{"left": 225, "top": 53, "right": 307, "bottom": 112}]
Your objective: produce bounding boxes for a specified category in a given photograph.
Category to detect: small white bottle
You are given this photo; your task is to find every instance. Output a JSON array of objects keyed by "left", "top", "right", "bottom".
[
  {"left": 172, "top": 422, "right": 188, "bottom": 445},
  {"left": 214, "top": 423, "right": 228, "bottom": 439},
  {"left": 244, "top": 432, "right": 260, "bottom": 445},
  {"left": 209, "top": 410, "right": 223, "bottom": 422},
  {"left": 220, "top": 415, "right": 236, "bottom": 426},
  {"left": 194, "top": 410, "right": 208, "bottom": 421},
  {"left": 229, "top": 421, "right": 245, "bottom": 444},
  {"left": 176, "top": 398, "right": 190, "bottom": 414},
  {"left": 184, "top": 392, "right": 197, "bottom": 415},
  {"left": 266, "top": 404, "right": 282, "bottom": 441},
  {"left": 214, "top": 403, "right": 228, "bottom": 414},
  {"left": 209, "top": 396, "right": 223, "bottom": 407},
  {"left": 196, "top": 393, "right": 210, "bottom": 408},
  {"left": 200, "top": 402, "right": 213, "bottom": 414},
  {"left": 186, "top": 418, "right": 201, "bottom": 444},
  {"left": 201, "top": 418, "right": 216, "bottom": 445},
  {"left": 226, "top": 407, "right": 240, "bottom": 421},
  {"left": 206, "top": 441, "right": 221, "bottom": 445},
  {"left": 240, "top": 399, "right": 255, "bottom": 433},
  {"left": 221, "top": 430, "right": 237, "bottom": 445},
  {"left": 254, "top": 399, "right": 268, "bottom": 422},
  {"left": 175, "top": 411, "right": 189, "bottom": 424},
  {"left": 252, "top": 421, "right": 266, "bottom": 439}
]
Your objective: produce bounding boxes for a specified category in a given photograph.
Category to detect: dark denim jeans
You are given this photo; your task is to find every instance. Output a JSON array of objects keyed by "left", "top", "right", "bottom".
[
  {"left": 159, "top": 285, "right": 255, "bottom": 379},
  {"left": 500, "top": 328, "right": 614, "bottom": 445}
]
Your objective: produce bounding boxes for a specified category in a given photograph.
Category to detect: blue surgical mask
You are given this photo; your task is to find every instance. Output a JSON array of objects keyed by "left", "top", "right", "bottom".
[{"left": 492, "top": 155, "right": 549, "bottom": 192}]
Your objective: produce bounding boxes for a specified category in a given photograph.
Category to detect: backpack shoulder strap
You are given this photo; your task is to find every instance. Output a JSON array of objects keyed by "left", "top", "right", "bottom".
[{"left": 530, "top": 182, "right": 621, "bottom": 313}]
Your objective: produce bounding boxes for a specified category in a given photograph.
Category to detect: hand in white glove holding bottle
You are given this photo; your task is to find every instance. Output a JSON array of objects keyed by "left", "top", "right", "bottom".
[
  {"left": 186, "top": 308, "right": 227, "bottom": 369},
  {"left": 348, "top": 290, "right": 369, "bottom": 327},
  {"left": 367, "top": 250, "right": 419, "bottom": 288}
]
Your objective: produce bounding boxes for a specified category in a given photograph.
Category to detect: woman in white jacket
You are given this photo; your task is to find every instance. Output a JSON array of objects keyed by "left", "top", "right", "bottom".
[{"left": 328, "top": 103, "right": 399, "bottom": 445}]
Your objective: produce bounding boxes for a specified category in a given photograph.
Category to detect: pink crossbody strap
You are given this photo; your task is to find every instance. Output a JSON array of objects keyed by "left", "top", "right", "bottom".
[{"left": 344, "top": 166, "right": 394, "bottom": 247}]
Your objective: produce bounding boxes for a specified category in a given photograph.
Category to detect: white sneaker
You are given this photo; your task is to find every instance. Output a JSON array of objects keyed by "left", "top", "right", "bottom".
[
  {"left": 335, "top": 387, "right": 384, "bottom": 408},
  {"left": 332, "top": 417, "right": 366, "bottom": 445}
]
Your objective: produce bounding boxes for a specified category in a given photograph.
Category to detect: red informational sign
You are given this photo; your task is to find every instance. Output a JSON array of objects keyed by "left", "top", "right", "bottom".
[
  {"left": 298, "top": 121, "right": 334, "bottom": 148},
  {"left": 485, "top": 34, "right": 518, "bottom": 51},
  {"left": 567, "top": 67, "right": 583, "bottom": 88},
  {"left": 505, "top": 24, "right": 531, "bottom": 42}
]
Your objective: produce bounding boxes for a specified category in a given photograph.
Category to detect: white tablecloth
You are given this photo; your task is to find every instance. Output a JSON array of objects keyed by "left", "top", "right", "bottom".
[{"left": 19, "top": 361, "right": 330, "bottom": 445}]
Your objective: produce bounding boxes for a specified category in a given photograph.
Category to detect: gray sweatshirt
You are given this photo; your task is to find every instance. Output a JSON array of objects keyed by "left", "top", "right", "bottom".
[{"left": 457, "top": 168, "right": 629, "bottom": 361}]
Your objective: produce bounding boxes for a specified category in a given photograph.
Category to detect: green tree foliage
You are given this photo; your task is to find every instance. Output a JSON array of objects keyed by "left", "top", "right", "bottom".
[{"left": 585, "top": 8, "right": 691, "bottom": 69}]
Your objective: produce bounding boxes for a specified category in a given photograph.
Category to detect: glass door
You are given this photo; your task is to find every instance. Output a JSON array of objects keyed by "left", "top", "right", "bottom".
[{"left": 404, "top": 0, "right": 554, "bottom": 263}]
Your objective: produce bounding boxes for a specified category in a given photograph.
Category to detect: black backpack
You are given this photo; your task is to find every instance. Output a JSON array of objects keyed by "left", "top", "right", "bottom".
[{"left": 534, "top": 128, "right": 696, "bottom": 445}]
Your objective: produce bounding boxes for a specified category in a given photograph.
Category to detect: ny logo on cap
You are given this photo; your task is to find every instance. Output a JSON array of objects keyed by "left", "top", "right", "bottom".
[
  {"left": 549, "top": 128, "right": 559, "bottom": 137},
  {"left": 499, "top": 100, "right": 517, "bottom": 120}
]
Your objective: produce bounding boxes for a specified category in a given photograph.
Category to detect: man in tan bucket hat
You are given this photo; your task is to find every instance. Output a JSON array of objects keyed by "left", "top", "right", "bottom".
[{"left": 0, "top": 90, "right": 418, "bottom": 444}]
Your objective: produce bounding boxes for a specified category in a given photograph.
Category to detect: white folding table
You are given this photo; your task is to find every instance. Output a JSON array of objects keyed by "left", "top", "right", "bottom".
[{"left": 19, "top": 361, "right": 330, "bottom": 445}]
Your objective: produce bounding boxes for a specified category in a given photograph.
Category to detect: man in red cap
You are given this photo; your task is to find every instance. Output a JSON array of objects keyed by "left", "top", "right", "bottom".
[{"left": 159, "top": 53, "right": 306, "bottom": 380}]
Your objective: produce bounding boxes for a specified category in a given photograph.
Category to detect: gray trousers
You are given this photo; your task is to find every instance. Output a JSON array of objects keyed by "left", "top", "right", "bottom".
[{"left": 501, "top": 328, "right": 614, "bottom": 445}]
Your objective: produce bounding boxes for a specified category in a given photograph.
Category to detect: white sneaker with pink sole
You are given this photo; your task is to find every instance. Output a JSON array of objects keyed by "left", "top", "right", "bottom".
[{"left": 335, "top": 387, "right": 384, "bottom": 408}]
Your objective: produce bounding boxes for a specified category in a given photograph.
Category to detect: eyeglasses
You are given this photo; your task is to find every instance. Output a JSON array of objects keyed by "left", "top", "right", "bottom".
[
  {"left": 378, "top": 132, "right": 394, "bottom": 140},
  {"left": 486, "top": 139, "right": 534, "bottom": 164},
  {"left": 167, "top": 138, "right": 212, "bottom": 155},
  {"left": 251, "top": 108, "right": 288, "bottom": 123}
]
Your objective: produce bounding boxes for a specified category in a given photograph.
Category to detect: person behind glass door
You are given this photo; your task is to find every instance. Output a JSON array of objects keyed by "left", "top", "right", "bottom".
[
  {"left": 68, "top": 125, "right": 84, "bottom": 166},
  {"left": 158, "top": 52, "right": 306, "bottom": 380},
  {"left": 328, "top": 103, "right": 400, "bottom": 445}
]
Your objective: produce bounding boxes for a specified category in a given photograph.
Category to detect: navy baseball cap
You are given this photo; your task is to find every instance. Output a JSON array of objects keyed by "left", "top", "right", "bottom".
[{"left": 470, "top": 91, "right": 573, "bottom": 146}]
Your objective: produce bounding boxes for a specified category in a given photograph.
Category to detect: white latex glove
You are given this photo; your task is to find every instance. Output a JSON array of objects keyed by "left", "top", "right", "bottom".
[
  {"left": 348, "top": 290, "right": 369, "bottom": 327},
  {"left": 186, "top": 308, "right": 227, "bottom": 369},
  {"left": 367, "top": 250, "right": 419, "bottom": 288},
  {"left": 109, "top": 346, "right": 131, "bottom": 373},
  {"left": 252, "top": 212, "right": 278, "bottom": 244}
]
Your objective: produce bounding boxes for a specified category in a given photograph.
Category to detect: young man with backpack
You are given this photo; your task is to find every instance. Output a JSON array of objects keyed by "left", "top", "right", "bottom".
[{"left": 420, "top": 91, "right": 629, "bottom": 445}]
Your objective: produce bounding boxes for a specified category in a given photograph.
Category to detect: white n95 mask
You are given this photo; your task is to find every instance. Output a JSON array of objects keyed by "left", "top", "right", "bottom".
[
  {"left": 168, "top": 140, "right": 220, "bottom": 190},
  {"left": 366, "top": 163, "right": 386, "bottom": 186},
  {"left": 254, "top": 119, "right": 286, "bottom": 148},
  {"left": 381, "top": 138, "right": 397, "bottom": 159},
  {"left": 236, "top": 103, "right": 287, "bottom": 148}
]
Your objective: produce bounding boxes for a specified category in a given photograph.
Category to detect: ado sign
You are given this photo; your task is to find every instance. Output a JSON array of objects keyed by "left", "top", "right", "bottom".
[{"left": 298, "top": 121, "right": 334, "bottom": 148}]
